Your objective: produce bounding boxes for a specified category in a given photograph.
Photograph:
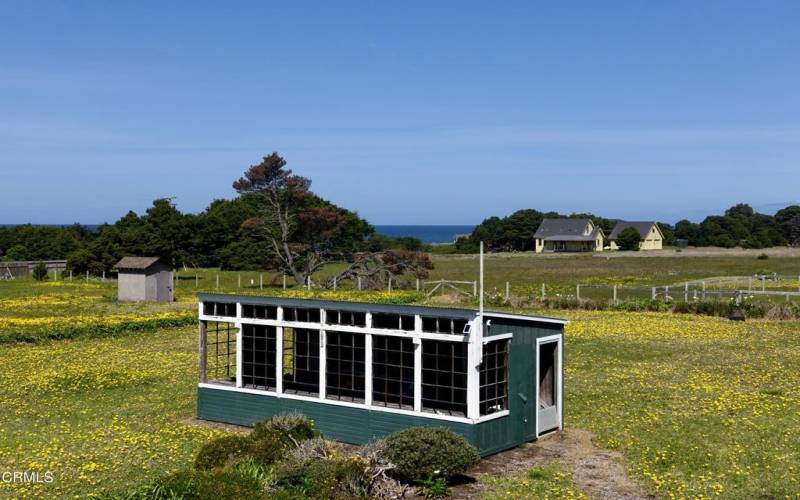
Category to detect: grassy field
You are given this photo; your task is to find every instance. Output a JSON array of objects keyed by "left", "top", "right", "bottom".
[{"left": 1, "top": 261, "right": 800, "bottom": 497}]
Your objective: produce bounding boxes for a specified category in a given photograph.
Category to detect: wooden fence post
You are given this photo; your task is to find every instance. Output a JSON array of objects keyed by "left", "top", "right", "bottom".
[
  {"left": 505, "top": 281, "right": 510, "bottom": 301},
  {"left": 260, "top": 274, "right": 263, "bottom": 290},
  {"left": 388, "top": 277, "right": 392, "bottom": 293},
  {"left": 216, "top": 274, "right": 219, "bottom": 289},
  {"left": 307, "top": 276, "right": 311, "bottom": 291},
  {"left": 576, "top": 284, "right": 581, "bottom": 301},
  {"left": 195, "top": 274, "right": 198, "bottom": 288},
  {"left": 651, "top": 287, "right": 656, "bottom": 300},
  {"left": 762, "top": 276, "right": 766, "bottom": 292},
  {"left": 473, "top": 281, "right": 477, "bottom": 297},
  {"left": 333, "top": 277, "right": 337, "bottom": 291},
  {"left": 283, "top": 275, "right": 286, "bottom": 289},
  {"left": 541, "top": 283, "right": 546, "bottom": 300},
  {"left": 102, "top": 271, "right": 105, "bottom": 282},
  {"left": 702, "top": 280, "right": 706, "bottom": 300},
  {"left": 416, "top": 278, "right": 420, "bottom": 291},
  {"left": 357, "top": 276, "right": 362, "bottom": 291},
  {"left": 613, "top": 284, "right": 618, "bottom": 303},
  {"left": 69, "top": 270, "right": 73, "bottom": 281},
  {"left": 684, "top": 282, "right": 688, "bottom": 302},
  {"left": 237, "top": 274, "right": 241, "bottom": 288}
]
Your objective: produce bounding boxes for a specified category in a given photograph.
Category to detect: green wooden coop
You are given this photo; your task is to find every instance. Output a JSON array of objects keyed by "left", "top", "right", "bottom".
[{"left": 196, "top": 293, "right": 565, "bottom": 456}]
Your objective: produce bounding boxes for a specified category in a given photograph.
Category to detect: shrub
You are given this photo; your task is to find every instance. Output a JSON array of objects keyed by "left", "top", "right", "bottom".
[
  {"left": 195, "top": 468, "right": 269, "bottom": 500},
  {"left": 194, "top": 434, "right": 250, "bottom": 470},
  {"left": 32, "top": 262, "right": 49, "bottom": 281},
  {"left": 384, "top": 427, "right": 480, "bottom": 482},
  {"left": 243, "top": 432, "right": 288, "bottom": 466},
  {"left": 274, "top": 455, "right": 370, "bottom": 499},
  {"left": 252, "top": 412, "right": 317, "bottom": 448},
  {"left": 616, "top": 227, "right": 641, "bottom": 251},
  {"left": 757, "top": 253, "right": 769, "bottom": 260}
]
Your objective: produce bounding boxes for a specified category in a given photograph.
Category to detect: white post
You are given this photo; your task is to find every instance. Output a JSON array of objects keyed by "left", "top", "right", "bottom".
[
  {"left": 651, "top": 287, "right": 656, "bottom": 300},
  {"left": 684, "top": 282, "right": 689, "bottom": 302},
  {"left": 541, "top": 283, "right": 546, "bottom": 300},
  {"left": 364, "top": 334, "right": 373, "bottom": 406},
  {"left": 748, "top": 276, "right": 753, "bottom": 292},
  {"left": 469, "top": 241, "right": 485, "bottom": 420},
  {"left": 237, "top": 274, "right": 241, "bottom": 288},
  {"left": 416, "top": 278, "right": 420, "bottom": 291},
  {"left": 276, "top": 307, "right": 284, "bottom": 394},
  {"left": 333, "top": 276, "right": 337, "bottom": 291},
  {"left": 413, "top": 337, "right": 422, "bottom": 412},
  {"left": 473, "top": 281, "right": 477, "bottom": 297},
  {"left": 613, "top": 284, "right": 618, "bottom": 303},
  {"left": 260, "top": 274, "right": 263, "bottom": 290},
  {"left": 307, "top": 276, "right": 311, "bottom": 291},
  {"left": 102, "top": 271, "right": 105, "bottom": 282},
  {"left": 702, "top": 280, "right": 706, "bottom": 300},
  {"left": 505, "top": 281, "right": 510, "bottom": 301},
  {"left": 762, "top": 276, "right": 766, "bottom": 292},
  {"left": 69, "top": 270, "right": 72, "bottom": 281},
  {"left": 283, "top": 275, "right": 287, "bottom": 289},
  {"left": 216, "top": 274, "right": 219, "bottom": 289},
  {"left": 357, "top": 276, "right": 362, "bottom": 291},
  {"left": 86, "top": 270, "right": 89, "bottom": 283},
  {"left": 388, "top": 277, "right": 392, "bottom": 293},
  {"left": 576, "top": 284, "right": 581, "bottom": 301},
  {"left": 319, "top": 329, "right": 326, "bottom": 400},
  {"left": 236, "top": 303, "right": 243, "bottom": 388}
]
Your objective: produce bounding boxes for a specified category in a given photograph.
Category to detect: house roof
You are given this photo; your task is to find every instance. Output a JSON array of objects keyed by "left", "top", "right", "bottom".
[
  {"left": 534, "top": 218, "right": 602, "bottom": 240},
  {"left": 609, "top": 221, "right": 658, "bottom": 240},
  {"left": 114, "top": 256, "right": 164, "bottom": 270}
]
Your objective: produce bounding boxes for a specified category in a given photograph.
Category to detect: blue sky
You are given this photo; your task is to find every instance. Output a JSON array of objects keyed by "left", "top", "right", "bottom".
[{"left": 1, "top": 1, "right": 799, "bottom": 225}]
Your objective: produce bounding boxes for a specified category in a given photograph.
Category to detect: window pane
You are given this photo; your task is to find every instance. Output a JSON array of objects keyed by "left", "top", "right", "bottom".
[
  {"left": 282, "top": 328, "right": 320, "bottom": 396},
  {"left": 480, "top": 339, "right": 509, "bottom": 415},
  {"left": 326, "top": 331, "right": 365, "bottom": 403},
  {"left": 372, "top": 335, "right": 415, "bottom": 410},
  {"left": 421, "top": 340, "right": 468, "bottom": 417},
  {"left": 242, "top": 324, "right": 277, "bottom": 390}
]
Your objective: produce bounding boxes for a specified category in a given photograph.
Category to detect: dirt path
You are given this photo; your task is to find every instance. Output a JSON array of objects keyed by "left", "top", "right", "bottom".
[{"left": 453, "top": 429, "right": 652, "bottom": 499}]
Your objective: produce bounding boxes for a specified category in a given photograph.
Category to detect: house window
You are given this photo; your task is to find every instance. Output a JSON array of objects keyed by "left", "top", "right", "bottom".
[
  {"left": 325, "top": 331, "right": 366, "bottom": 403},
  {"left": 207, "top": 321, "right": 236, "bottom": 383},
  {"left": 203, "top": 301, "right": 236, "bottom": 317},
  {"left": 282, "top": 328, "right": 320, "bottom": 396},
  {"left": 421, "top": 340, "right": 468, "bottom": 417},
  {"left": 372, "top": 313, "right": 415, "bottom": 331},
  {"left": 421, "top": 317, "right": 469, "bottom": 334},
  {"left": 284, "top": 307, "right": 321, "bottom": 323},
  {"left": 242, "top": 304, "right": 278, "bottom": 320},
  {"left": 372, "top": 335, "right": 415, "bottom": 410},
  {"left": 242, "top": 324, "right": 277, "bottom": 390},
  {"left": 325, "top": 310, "right": 367, "bottom": 327},
  {"left": 480, "top": 339, "right": 509, "bottom": 415}
]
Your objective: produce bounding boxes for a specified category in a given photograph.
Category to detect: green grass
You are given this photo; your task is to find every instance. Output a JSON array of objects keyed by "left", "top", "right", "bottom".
[{"left": 480, "top": 462, "right": 586, "bottom": 499}]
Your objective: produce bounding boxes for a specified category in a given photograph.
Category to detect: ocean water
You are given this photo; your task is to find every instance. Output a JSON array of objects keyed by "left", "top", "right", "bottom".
[
  {"left": 375, "top": 225, "right": 474, "bottom": 244},
  {"left": 3, "top": 224, "right": 475, "bottom": 245}
]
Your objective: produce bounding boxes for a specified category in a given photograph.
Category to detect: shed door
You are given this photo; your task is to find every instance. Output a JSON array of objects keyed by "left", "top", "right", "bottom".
[{"left": 536, "top": 336, "right": 561, "bottom": 436}]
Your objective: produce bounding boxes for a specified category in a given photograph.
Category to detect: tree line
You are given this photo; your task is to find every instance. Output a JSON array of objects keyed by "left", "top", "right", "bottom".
[
  {"left": 0, "top": 153, "right": 430, "bottom": 287},
  {"left": 457, "top": 203, "right": 800, "bottom": 252}
]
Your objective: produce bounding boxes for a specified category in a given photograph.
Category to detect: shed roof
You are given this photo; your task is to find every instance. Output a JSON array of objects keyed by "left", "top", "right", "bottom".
[
  {"left": 115, "top": 256, "right": 164, "bottom": 270},
  {"left": 609, "top": 221, "right": 658, "bottom": 240},
  {"left": 197, "top": 292, "right": 568, "bottom": 325}
]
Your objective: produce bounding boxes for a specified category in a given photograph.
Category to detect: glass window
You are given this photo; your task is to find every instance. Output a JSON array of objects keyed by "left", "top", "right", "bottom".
[
  {"left": 480, "top": 339, "right": 509, "bottom": 415},
  {"left": 282, "top": 328, "right": 320, "bottom": 396},
  {"left": 421, "top": 340, "right": 468, "bottom": 417},
  {"left": 325, "top": 331, "right": 366, "bottom": 402},
  {"left": 241, "top": 324, "right": 277, "bottom": 390},
  {"left": 372, "top": 335, "right": 415, "bottom": 410}
]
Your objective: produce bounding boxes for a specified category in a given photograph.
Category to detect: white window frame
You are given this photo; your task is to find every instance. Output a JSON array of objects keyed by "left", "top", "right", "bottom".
[
  {"left": 199, "top": 300, "right": 535, "bottom": 424},
  {"left": 535, "top": 334, "right": 563, "bottom": 436}
]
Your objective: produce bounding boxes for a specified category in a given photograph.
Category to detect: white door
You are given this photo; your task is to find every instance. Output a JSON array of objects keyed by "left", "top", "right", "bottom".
[{"left": 536, "top": 336, "right": 562, "bottom": 436}]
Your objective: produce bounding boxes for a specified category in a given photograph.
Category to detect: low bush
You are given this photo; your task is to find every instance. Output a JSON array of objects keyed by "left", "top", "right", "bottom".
[
  {"left": 274, "top": 455, "right": 370, "bottom": 499},
  {"left": 194, "top": 434, "right": 250, "bottom": 470},
  {"left": 32, "top": 262, "right": 49, "bottom": 281},
  {"left": 384, "top": 427, "right": 480, "bottom": 482},
  {"left": 243, "top": 432, "right": 288, "bottom": 466},
  {"left": 252, "top": 412, "right": 317, "bottom": 448}
]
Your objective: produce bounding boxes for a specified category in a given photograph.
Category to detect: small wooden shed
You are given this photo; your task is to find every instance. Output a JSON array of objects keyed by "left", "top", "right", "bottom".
[
  {"left": 115, "top": 257, "right": 173, "bottom": 302},
  {"left": 196, "top": 294, "right": 566, "bottom": 456}
]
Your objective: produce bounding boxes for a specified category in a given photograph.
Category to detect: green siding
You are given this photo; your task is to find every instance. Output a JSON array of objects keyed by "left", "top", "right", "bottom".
[
  {"left": 197, "top": 318, "right": 563, "bottom": 456},
  {"left": 198, "top": 387, "right": 477, "bottom": 449}
]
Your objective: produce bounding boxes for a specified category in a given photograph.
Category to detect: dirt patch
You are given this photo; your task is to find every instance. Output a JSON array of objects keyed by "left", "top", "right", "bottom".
[
  {"left": 180, "top": 417, "right": 251, "bottom": 434},
  {"left": 453, "top": 428, "right": 652, "bottom": 499}
]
